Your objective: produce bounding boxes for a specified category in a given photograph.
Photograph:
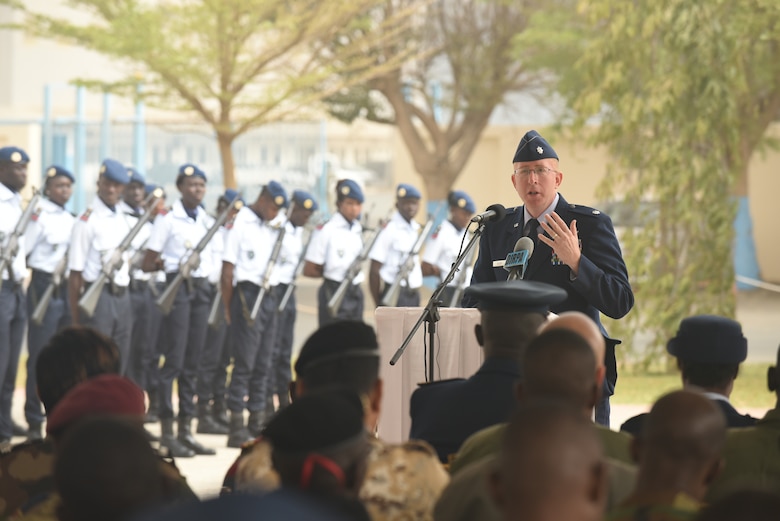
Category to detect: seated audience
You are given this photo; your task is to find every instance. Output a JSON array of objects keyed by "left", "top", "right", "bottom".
[{"left": 696, "top": 489, "right": 780, "bottom": 521}]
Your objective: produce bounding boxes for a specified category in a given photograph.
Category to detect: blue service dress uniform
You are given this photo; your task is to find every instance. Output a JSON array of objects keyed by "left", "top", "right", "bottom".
[
  {"left": 0, "top": 182, "right": 28, "bottom": 442},
  {"left": 369, "top": 210, "right": 423, "bottom": 307},
  {"left": 464, "top": 194, "right": 634, "bottom": 419},
  {"left": 305, "top": 211, "right": 365, "bottom": 325},
  {"left": 24, "top": 196, "right": 75, "bottom": 428}
]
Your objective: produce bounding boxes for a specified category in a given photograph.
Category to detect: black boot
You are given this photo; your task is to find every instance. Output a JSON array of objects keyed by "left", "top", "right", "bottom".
[
  {"left": 26, "top": 423, "right": 43, "bottom": 442},
  {"left": 145, "top": 389, "right": 160, "bottom": 424},
  {"left": 178, "top": 417, "right": 216, "bottom": 455},
  {"left": 159, "top": 418, "right": 195, "bottom": 458},
  {"left": 227, "top": 411, "right": 253, "bottom": 448},
  {"left": 247, "top": 410, "right": 268, "bottom": 438},
  {"left": 196, "top": 402, "right": 229, "bottom": 435},
  {"left": 263, "top": 394, "right": 275, "bottom": 419},
  {"left": 277, "top": 390, "right": 291, "bottom": 410},
  {"left": 213, "top": 395, "right": 229, "bottom": 428}
]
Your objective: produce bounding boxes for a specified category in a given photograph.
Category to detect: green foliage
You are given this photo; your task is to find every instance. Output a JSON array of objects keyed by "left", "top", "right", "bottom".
[{"left": 559, "top": 0, "right": 780, "bottom": 369}]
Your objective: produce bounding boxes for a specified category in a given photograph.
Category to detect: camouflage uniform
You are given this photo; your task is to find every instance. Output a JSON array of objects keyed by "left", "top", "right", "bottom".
[
  {"left": 605, "top": 493, "right": 700, "bottom": 521},
  {"left": 448, "top": 421, "right": 633, "bottom": 475},
  {"left": 226, "top": 435, "right": 449, "bottom": 521},
  {"left": 0, "top": 440, "right": 54, "bottom": 519}
]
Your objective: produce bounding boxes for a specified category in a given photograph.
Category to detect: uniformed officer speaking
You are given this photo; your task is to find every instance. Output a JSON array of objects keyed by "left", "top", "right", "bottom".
[
  {"left": 303, "top": 178, "right": 366, "bottom": 326},
  {"left": 221, "top": 181, "right": 288, "bottom": 448},
  {"left": 24, "top": 164, "right": 76, "bottom": 440},
  {"left": 0, "top": 146, "right": 31, "bottom": 446}
]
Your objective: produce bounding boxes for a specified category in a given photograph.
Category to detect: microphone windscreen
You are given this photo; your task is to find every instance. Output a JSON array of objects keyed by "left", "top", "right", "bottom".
[
  {"left": 514, "top": 236, "right": 535, "bottom": 258},
  {"left": 486, "top": 203, "right": 506, "bottom": 223}
]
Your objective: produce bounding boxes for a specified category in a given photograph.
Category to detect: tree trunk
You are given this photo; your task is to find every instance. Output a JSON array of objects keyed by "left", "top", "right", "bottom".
[{"left": 217, "top": 132, "right": 237, "bottom": 189}]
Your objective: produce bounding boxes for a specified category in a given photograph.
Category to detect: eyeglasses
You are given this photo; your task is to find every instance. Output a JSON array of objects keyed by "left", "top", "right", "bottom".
[{"left": 514, "top": 166, "right": 558, "bottom": 177}]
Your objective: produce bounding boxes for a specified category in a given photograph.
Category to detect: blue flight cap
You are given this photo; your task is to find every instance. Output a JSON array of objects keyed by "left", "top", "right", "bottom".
[
  {"left": 448, "top": 190, "right": 476, "bottom": 213},
  {"left": 336, "top": 179, "right": 364, "bottom": 203},
  {"left": 396, "top": 183, "right": 421, "bottom": 200},
  {"left": 512, "top": 130, "right": 559, "bottom": 163},
  {"left": 264, "top": 180, "right": 288, "bottom": 208},
  {"left": 0, "top": 146, "right": 30, "bottom": 164},
  {"left": 291, "top": 189, "right": 318, "bottom": 212},
  {"left": 126, "top": 167, "right": 146, "bottom": 185},
  {"left": 44, "top": 165, "right": 75, "bottom": 184},
  {"left": 100, "top": 158, "right": 130, "bottom": 185},
  {"left": 667, "top": 315, "right": 748, "bottom": 365},
  {"left": 176, "top": 163, "right": 207, "bottom": 183},
  {"left": 464, "top": 280, "right": 567, "bottom": 313}
]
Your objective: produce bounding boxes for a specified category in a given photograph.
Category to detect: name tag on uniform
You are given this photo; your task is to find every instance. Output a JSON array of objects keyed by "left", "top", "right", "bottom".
[{"left": 492, "top": 259, "right": 506, "bottom": 268}]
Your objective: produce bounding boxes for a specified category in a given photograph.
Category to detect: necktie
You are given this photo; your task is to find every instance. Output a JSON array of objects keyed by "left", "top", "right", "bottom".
[{"left": 525, "top": 218, "right": 539, "bottom": 246}]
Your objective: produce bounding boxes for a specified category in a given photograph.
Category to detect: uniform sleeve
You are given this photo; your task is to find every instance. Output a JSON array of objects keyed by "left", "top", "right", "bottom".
[
  {"left": 368, "top": 224, "right": 392, "bottom": 264},
  {"left": 568, "top": 213, "right": 634, "bottom": 319},
  {"left": 145, "top": 214, "right": 170, "bottom": 253},
  {"left": 421, "top": 230, "right": 443, "bottom": 265},
  {"left": 24, "top": 217, "right": 43, "bottom": 257},
  {"left": 68, "top": 219, "right": 91, "bottom": 272},
  {"left": 304, "top": 227, "right": 327, "bottom": 265},
  {"left": 221, "top": 221, "right": 241, "bottom": 266}
]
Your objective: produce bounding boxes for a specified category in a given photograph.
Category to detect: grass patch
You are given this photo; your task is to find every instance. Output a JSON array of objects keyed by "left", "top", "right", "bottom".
[{"left": 614, "top": 363, "right": 775, "bottom": 410}]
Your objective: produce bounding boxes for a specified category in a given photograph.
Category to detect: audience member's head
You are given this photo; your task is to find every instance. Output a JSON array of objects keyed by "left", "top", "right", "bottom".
[
  {"left": 55, "top": 417, "right": 168, "bottom": 521},
  {"left": 696, "top": 489, "right": 780, "bottom": 521},
  {"left": 293, "top": 321, "right": 381, "bottom": 429},
  {"left": 541, "top": 311, "right": 605, "bottom": 370},
  {"left": 766, "top": 343, "right": 780, "bottom": 405},
  {"left": 519, "top": 328, "right": 599, "bottom": 413},
  {"left": 263, "top": 388, "right": 371, "bottom": 520},
  {"left": 632, "top": 390, "right": 727, "bottom": 501},
  {"left": 45, "top": 374, "right": 146, "bottom": 441},
  {"left": 36, "top": 326, "right": 121, "bottom": 414},
  {"left": 490, "top": 402, "right": 607, "bottom": 521},
  {"left": 667, "top": 315, "right": 747, "bottom": 396},
  {"left": 464, "top": 281, "right": 567, "bottom": 363}
]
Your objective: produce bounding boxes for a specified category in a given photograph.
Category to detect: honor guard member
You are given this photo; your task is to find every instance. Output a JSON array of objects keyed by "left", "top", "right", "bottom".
[
  {"left": 0, "top": 146, "right": 31, "bottom": 446},
  {"left": 267, "top": 190, "right": 317, "bottom": 414},
  {"left": 409, "top": 280, "right": 567, "bottom": 463},
  {"left": 221, "top": 181, "right": 287, "bottom": 448},
  {"left": 23, "top": 165, "right": 76, "bottom": 440},
  {"left": 421, "top": 190, "right": 476, "bottom": 307},
  {"left": 464, "top": 130, "right": 634, "bottom": 426},
  {"left": 142, "top": 163, "right": 218, "bottom": 457},
  {"left": 68, "top": 159, "right": 135, "bottom": 373},
  {"left": 369, "top": 183, "right": 423, "bottom": 307},
  {"left": 196, "top": 189, "right": 241, "bottom": 436},
  {"left": 304, "top": 179, "right": 365, "bottom": 326}
]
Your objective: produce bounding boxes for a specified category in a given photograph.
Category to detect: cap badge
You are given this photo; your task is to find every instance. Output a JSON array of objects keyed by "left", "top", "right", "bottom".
[
  {"left": 536, "top": 146, "right": 543, "bottom": 155},
  {"left": 340, "top": 186, "right": 350, "bottom": 195},
  {"left": 184, "top": 166, "right": 194, "bottom": 176},
  {"left": 10, "top": 151, "right": 21, "bottom": 163},
  {"left": 127, "top": 170, "right": 133, "bottom": 177},
  {"left": 457, "top": 198, "right": 466, "bottom": 208},
  {"left": 303, "top": 199, "right": 313, "bottom": 209},
  {"left": 47, "top": 167, "right": 57, "bottom": 177},
  {"left": 100, "top": 165, "right": 107, "bottom": 174},
  {"left": 397, "top": 187, "right": 407, "bottom": 197},
  {"left": 274, "top": 195, "right": 284, "bottom": 206}
]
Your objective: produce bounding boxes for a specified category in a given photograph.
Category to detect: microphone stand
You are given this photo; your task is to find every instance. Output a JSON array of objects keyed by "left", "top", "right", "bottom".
[{"left": 389, "top": 221, "right": 486, "bottom": 383}]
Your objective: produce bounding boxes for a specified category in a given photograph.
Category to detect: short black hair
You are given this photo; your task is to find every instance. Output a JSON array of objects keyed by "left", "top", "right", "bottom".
[{"left": 677, "top": 360, "right": 739, "bottom": 389}]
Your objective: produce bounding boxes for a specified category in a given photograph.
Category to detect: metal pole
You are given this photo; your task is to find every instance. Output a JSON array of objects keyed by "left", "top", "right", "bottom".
[
  {"left": 74, "top": 86, "right": 86, "bottom": 214},
  {"left": 100, "top": 91, "right": 111, "bottom": 160},
  {"left": 134, "top": 83, "right": 146, "bottom": 175},
  {"left": 41, "top": 84, "right": 53, "bottom": 182}
]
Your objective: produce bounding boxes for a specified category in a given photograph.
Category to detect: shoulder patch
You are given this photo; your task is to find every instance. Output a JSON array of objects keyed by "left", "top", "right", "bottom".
[{"left": 79, "top": 208, "right": 93, "bottom": 222}]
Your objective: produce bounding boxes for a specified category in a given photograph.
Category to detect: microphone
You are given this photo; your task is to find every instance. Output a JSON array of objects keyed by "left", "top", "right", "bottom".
[
  {"left": 470, "top": 204, "right": 507, "bottom": 224},
  {"left": 503, "top": 237, "right": 535, "bottom": 280}
]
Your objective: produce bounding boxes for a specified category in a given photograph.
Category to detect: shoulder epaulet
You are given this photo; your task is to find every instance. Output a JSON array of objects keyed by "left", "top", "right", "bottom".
[
  {"left": 225, "top": 221, "right": 234, "bottom": 230},
  {"left": 316, "top": 223, "right": 325, "bottom": 230},
  {"left": 79, "top": 208, "right": 93, "bottom": 221},
  {"left": 505, "top": 206, "right": 520, "bottom": 215},
  {"left": 567, "top": 203, "right": 604, "bottom": 217},
  {"left": 416, "top": 377, "right": 465, "bottom": 388},
  {"left": 159, "top": 207, "right": 170, "bottom": 216}
]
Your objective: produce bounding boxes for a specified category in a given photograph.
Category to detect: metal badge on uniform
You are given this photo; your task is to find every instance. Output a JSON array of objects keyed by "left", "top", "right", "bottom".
[
  {"left": 337, "top": 248, "right": 345, "bottom": 258},
  {"left": 247, "top": 251, "right": 255, "bottom": 260}
]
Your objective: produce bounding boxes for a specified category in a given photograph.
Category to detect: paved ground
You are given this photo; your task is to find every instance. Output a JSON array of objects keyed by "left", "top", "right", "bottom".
[{"left": 8, "top": 279, "right": 780, "bottom": 498}]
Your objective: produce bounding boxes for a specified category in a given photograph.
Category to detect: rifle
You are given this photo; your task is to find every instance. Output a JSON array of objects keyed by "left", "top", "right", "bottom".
[
  {"left": 207, "top": 286, "right": 223, "bottom": 329},
  {"left": 327, "top": 212, "right": 389, "bottom": 317},
  {"left": 381, "top": 215, "right": 435, "bottom": 307},
  {"left": 248, "top": 223, "right": 285, "bottom": 323},
  {"left": 277, "top": 227, "right": 315, "bottom": 313},
  {"left": 447, "top": 234, "right": 478, "bottom": 307},
  {"left": 156, "top": 196, "right": 242, "bottom": 315},
  {"left": 30, "top": 251, "right": 68, "bottom": 326},
  {"left": 0, "top": 188, "right": 41, "bottom": 290},
  {"left": 78, "top": 189, "right": 165, "bottom": 318}
]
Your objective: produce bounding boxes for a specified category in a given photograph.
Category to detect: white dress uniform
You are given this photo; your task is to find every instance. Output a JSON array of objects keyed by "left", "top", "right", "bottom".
[
  {"left": 0, "top": 182, "right": 27, "bottom": 441},
  {"left": 24, "top": 197, "right": 75, "bottom": 428},
  {"left": 370, "top": 210, "right": 423, "bottom": 305},
  {"left": 305, "top": 211, "right": 365, "bottom": 325},
  {"left": 422, "top": 219, "right": 472, "bottom": 306}
]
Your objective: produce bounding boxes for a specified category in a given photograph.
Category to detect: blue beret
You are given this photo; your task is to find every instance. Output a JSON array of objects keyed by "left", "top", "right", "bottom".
[
  {"left": 264, "top": 180, "right": 288, "bottom": 208},
  {"left": 44, "top": 165, "right": 75, "bottom": 184},
  {"left": 291, "top": 189, "right": 318, "bottom": 212},
  {"left": 667, "top": 315, "right": 748, "bottom": 364},
  {"left": 126, "top": 167, "right": 145, "bottom": 185},
  {"left": 0, "top": 146, "right": 30, "bottom": 164},
  {"left": 100, "top": 158, "right": 130, "bottom": 184},
  {"left": 144, "top": 183, "right": 165, "bottom": 197},
  {"left": 221, "top": 188, "right": 241, "bottom": 203},
  {"left": 512, "top": 130, "right": 559, "bottom": 163},
  {"left": 465, "top": 280, "right": 567, "bottom": 313},
  {"left": 449, "top": 190, "right": 476, "bottom": 213},
  {"left": 176, "top": 163, "right": 207, "bottom": 182},
  {"left": 396, "top": 183, "right": 421, "bottom": 200},
  {"left": 336, "top": 179, "right": 364, "bottom": 203}
]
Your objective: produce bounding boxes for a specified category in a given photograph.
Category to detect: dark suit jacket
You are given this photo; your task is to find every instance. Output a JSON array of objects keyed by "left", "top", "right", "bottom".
[
  {"left": 620, "top": 398, "right": 758, "bottom": 436},
  {"left": 463, "top": 194, "right": 634, "bottom": 386},
  {"left": 408, "top": 356, "right": 520, "bottom": 463}
]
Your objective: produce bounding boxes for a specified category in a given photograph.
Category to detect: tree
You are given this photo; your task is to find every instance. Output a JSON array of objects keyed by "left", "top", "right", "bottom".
[
  {"left": 325, "top": 0, "right": 570, "bottom": 200},
  {"left": 559, "top": 0, "right": 780, "bottom": 367},
  {"left": 4, "top": 0, "right": 422, "bottom": 188}
]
